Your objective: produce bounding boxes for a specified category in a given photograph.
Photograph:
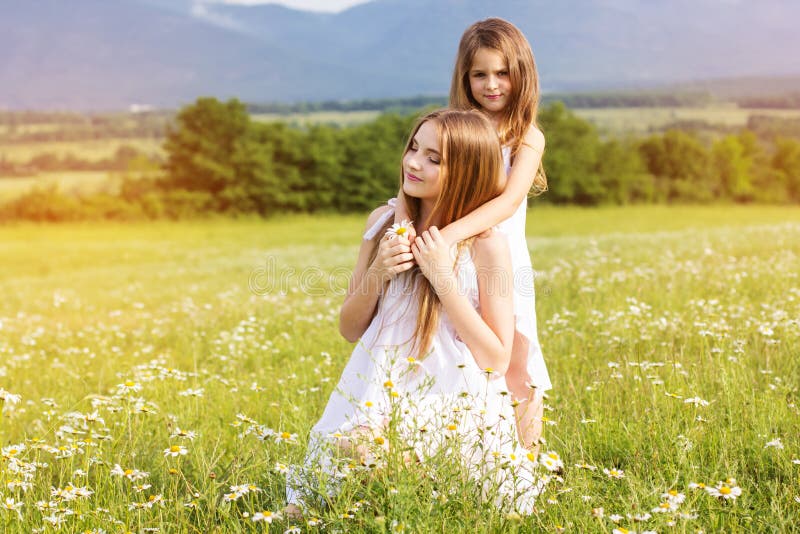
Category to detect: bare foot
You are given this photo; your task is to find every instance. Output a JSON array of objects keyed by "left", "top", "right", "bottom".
[{"left": 284, "top": 503, "right": 303, "bottom": 521}]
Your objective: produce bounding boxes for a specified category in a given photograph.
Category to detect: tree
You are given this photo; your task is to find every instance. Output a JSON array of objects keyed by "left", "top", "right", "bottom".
[{"left": 638, "top": 130, "right": 713, "bottom": 202}]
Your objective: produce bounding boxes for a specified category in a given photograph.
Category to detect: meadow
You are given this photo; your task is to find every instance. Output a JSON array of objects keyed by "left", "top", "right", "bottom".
[{"left": 1, "top": 205, "right": 798, "bottom": 533}]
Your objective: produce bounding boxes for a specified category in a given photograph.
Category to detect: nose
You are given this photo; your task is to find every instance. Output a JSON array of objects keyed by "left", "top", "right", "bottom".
[
  {"left": 487, "top": 75, "right": 498, "bottom": 90},
  {"left": 406, "top": 153, "right": 421, "bottom": 170}
]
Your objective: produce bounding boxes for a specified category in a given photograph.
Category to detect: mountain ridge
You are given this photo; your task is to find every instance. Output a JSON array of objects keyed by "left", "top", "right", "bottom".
[{"left": 1, "top": 0, "right": 798, "bottom": 110}]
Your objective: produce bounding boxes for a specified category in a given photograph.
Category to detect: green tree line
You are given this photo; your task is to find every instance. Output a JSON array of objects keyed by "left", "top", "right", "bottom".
[{"left": 2, "top": 98, "right": 799, "bottom": 222}]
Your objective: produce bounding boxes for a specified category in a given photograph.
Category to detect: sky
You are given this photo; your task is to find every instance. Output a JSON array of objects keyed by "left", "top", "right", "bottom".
[{"left": 211, "top": 0, "right": 372, "bottom": 12}]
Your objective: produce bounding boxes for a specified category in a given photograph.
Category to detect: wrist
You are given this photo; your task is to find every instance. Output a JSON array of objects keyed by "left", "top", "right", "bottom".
[{"left": 430, "top": 271, "right": 458, "bottom": 297}]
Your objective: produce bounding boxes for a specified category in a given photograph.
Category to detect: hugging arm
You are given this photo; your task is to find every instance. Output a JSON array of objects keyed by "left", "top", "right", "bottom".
[
  {"left": 413, "top": 228, "right": 515, "bottom": 374},
  {"left": 441, "top": 126, "right": 545, "bottom": 243}
]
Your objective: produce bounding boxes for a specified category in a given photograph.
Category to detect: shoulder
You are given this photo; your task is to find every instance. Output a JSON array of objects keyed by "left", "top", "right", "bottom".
[
  {"left": 364, "top": 204, "right": 393, "bottom": 231},
  {"left": 523, "top": 124, "right": 545, "bottom": 153},
  {"left": 471, "top": 229, "right": 511, "bottom": 267}
]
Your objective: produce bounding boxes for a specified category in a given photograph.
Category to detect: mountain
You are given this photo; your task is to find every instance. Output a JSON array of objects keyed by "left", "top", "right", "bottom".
[{"left": 1, "top": 0, "right": 799, "bottom": 110}]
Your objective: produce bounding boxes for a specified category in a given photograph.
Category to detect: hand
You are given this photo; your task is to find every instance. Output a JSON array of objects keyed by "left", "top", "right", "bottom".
[
  {"left": 411, "top": 227, "right": 458, "bottom": 295},
  {"left": 438, "top": 225, "right": 458, "bottom": 249},
  {"left": 368, "top": 234, "right": 415, "bottom": 284}
]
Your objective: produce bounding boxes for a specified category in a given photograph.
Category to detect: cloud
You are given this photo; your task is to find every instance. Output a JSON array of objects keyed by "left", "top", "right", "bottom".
[{"left": 189, "top": 1, "right": 247, "bottom": 30}]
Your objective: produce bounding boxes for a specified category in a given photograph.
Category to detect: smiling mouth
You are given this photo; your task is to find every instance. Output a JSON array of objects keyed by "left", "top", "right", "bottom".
[
  {"left": 406, "top": 172, "right": 422, "bottom": 182},
  {"left": 485, "top": 94, "right": 502, "bottom": 99}
]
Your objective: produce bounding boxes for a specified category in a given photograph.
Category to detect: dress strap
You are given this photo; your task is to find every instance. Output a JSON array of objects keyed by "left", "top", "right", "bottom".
[{"left": 362, "top": 198, "right": 397, "bottom": 240}]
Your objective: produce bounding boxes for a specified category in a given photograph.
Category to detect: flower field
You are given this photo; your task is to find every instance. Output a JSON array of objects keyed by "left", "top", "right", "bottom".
[{"left": 0, "top": 205, "right": 799, "bottom": 533}]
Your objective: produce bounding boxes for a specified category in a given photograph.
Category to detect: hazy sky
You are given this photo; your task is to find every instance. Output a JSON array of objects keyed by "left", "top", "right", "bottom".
[{"left": 212, "top": 0, "right": 372, "bottom": 12}]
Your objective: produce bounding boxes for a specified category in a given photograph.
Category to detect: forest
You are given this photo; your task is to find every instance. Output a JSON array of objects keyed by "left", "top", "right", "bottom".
[{"left": 1, "top": 97, "right": 800, "bottom": 221}]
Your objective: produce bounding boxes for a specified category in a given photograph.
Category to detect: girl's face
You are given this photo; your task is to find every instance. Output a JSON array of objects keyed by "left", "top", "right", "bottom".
[
  {"left": 468, "top": 47, "right": 511, "bottom": 119},
  {"left": 402, "top": 120, "right": 442, "bottom": 202}
]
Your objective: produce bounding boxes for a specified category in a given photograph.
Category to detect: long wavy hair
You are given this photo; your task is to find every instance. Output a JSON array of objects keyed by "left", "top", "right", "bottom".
[
  {"left": 449, "top": 17, "right": 547, "bottom": 194},
  {"left": 372, "top": 109, "right": 505, "bottom": 360}
]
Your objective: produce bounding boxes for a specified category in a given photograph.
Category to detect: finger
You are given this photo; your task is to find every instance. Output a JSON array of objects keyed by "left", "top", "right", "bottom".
[
  {"left": 389, "top": 243, "right": 411, "bottom": 255},
  {"left": 429, "top": 226, "right": 442, "bottom": 243},
  {"left": 422, "top": 230, "right": 435, "bottom": 248},
  {"left": 392, "top": 261, "right": 415, "bottom": 274},
  {"left": 390, "top": 252, "right": 415, "bottom": 264}
]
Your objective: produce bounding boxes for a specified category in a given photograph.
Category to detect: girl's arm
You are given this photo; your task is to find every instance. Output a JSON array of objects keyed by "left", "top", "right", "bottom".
[
  {"left": 412, "top": 227, "right": 514, "bottom": 374},
  {"left": 340, "top": 206, "right": 414, "bottom": 342},
  {"left": 440, "top": 126, "right": 545, "bottom": 244}
]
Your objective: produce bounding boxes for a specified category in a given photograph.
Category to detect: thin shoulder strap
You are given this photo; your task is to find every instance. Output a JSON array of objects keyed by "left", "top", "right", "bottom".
[{"left": 362, "top": 198, "right": 397, "bottom": 240}]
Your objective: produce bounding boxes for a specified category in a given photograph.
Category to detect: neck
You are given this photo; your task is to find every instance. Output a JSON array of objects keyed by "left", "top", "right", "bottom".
[
  {"left": 486, "top": 109, "right": 502, "bottom": 130},
  {"left": 417, "top": 200, "right": 439, "bottom": 231}
]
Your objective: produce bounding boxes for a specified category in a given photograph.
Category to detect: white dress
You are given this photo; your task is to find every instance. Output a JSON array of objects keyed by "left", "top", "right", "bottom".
[
  {"left": 496, "top": 146, "right": 552, "bottom": 392},
  {"left": 286, "top": 207, "right": 545, "bottom": 513}
]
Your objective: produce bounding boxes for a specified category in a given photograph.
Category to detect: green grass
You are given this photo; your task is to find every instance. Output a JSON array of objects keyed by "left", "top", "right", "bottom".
[{"left": 0, "top": 206, "right": 799, "bottom": 532}]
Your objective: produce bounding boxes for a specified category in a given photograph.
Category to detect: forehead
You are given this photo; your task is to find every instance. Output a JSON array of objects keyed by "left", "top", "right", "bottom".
[
  {"left": 470, "top": 47, "right": 507, "bottom": 69},
  {"left": 413, "top": 120, "right": 439, "bottom": 147}
]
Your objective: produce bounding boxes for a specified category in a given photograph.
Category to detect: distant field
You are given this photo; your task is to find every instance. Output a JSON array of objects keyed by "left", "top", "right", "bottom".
[
  {"left": 573, "top": 106, "right": 800, "bottom": 135},
  {"left": 0, "top": 171, "right": 123, "bottom": 201},
  {"left": 0, "top": 137, "right": 164, "bottom": 163},
  {"left": 252, "top": 110, "right": 382, "bottom": 126}
]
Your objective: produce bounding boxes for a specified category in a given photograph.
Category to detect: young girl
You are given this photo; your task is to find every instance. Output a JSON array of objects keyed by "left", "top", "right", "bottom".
[
  {"left": 286, "top": 109, "right": 543, "bottom": 516},
  {"left": 394, "top": 18, "right": 551, "bottom": 452}
]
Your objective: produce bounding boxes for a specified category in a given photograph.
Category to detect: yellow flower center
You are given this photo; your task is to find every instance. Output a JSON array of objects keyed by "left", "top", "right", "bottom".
[
  {"left": 447, "top": 424, "right": 457, "bottom": 431},
  {"left": 668, "top": 489, "right": 678, "bottom": 496},
  {"left": 170, "top": 445, "right": 181, "bottom": 453},
  {"left": 374, "top": 436, "right": 385, "bottom": 445},
  {"left": 396, "top": 228, "right": 406, "bottom": 236},
  {"left": 720, "top": 486, "right": 731, "bottom": 495},
  {"left": 548, "top": 453, "right": 559, "bottom": 460},
  {"left": 365, "top": 401, "right": 373, "bottom": 407},
  {"left": 383, "top": 380, "right": 394, "bottom": 388},
  {"left": 125, "top": 381, "right": 135, "bottom": 387},
  {"left": 281, "top": 432, "right": 291, "bottom": 440},
  {"left": 124, "top": 469, "right": 133, "bottom": 476},
  {"left": 527, "top": 452, "right": 536, "bottom": 462}
]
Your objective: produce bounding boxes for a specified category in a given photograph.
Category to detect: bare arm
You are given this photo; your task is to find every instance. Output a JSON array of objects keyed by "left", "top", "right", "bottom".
[
  {"left": 339, "top": 206, "right": 414, "bottom": 342},
  {"left": 441, "top": 126, "right": 545, "bottom": 244},
  {"left": 412, "top": 228, "right": 515, "bottom": 374}
]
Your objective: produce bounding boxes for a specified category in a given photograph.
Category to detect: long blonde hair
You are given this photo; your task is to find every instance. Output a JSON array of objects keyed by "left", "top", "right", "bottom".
[
  {"left": 450, "top": 17, "right": 547, "bottom": 194},
  {"left": 393, "top": 109, "right": 505, "bottom": 360}
]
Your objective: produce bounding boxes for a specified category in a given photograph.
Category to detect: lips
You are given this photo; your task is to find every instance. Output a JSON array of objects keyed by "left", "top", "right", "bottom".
[
  {"left": 485, "top": 94, "right": 502, "bottom": 100},
  {"left": 406, "top": 172, "right": 422, "bottom": 182}
]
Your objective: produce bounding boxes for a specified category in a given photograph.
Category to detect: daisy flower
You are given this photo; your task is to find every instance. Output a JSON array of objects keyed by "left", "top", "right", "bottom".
[
  {"left": 251, "top": 510, "right": 280, "bottom": 523},
  {"left": 652, "top": 500, "right": 678, "bottom": 513},
  {"left": 385, "top": 220, "right": 413, "bottom": 239},
  {"left": 539, "top": 451, "right": 564, "bottom": 472},
  {"left": 163, "top": 445, "right": 188, "bottom": 457},
  {"left": 764, "top": 438, "right": 784, "bottom": 449},
  {"left": 662, "top": 489, "right": 685, "bottom": 504},
  {"left": 603, "top": 467, "right": 625, "bottom": 479},
  {"left": 705, "top": 479, "right": 742, "bottom": 500},
  {"left": 574, "top": 462, "right": 597, "bottom": 471},
  {"left": 0, "top": 388, "right": 21, "bottom": 405},
  {"left": 171, "top": 427, "right": 197, "bottom": 440},
  {"left": 684, "top": 396, "right": 710, "bottom": 407},
  {"left": 276, "top": 431, "right": 298, "bottom": 444}
]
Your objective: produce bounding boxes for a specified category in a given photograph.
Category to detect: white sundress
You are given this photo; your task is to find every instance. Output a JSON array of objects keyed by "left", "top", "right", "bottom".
[
  {"left": 286, "top": 208, "right": 546, "bottom": 513},
  {"left": 496, "top": 146, "right": 552, "bottom": 392}
]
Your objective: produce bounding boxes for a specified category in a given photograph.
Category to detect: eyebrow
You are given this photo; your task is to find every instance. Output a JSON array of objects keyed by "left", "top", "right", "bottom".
[{"left": 411, "top": 136, "right": 441, "bottom": 157}]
